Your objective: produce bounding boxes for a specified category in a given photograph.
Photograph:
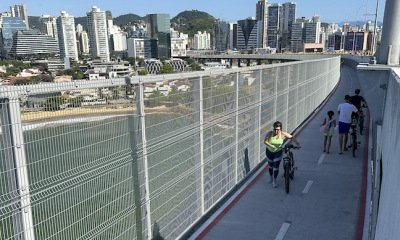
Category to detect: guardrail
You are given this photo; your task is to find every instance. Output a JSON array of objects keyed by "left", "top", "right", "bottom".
[{"left": 0, "top": 56, "right": 340, "bottom": 240}]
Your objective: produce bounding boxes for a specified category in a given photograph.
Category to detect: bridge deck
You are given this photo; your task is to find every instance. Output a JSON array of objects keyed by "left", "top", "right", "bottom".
[{"left": 190, "top": 66, "right": 369, "bottom": 240}]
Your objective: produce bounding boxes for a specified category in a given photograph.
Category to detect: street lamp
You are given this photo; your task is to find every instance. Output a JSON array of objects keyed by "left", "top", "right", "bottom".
[{"left": 353, "top": 4, "right": 367, "bottom": 54}]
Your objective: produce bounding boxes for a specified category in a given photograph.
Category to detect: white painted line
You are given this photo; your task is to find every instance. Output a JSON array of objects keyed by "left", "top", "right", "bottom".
[
  {"left": 274, "top": 223, "right": 291, "bottom": 240},
  {"left": 302, "top": 181, "right": 314, "bottom": 194},
  {"left": 318, "top": 154, "right": 326, "bottom": 164}
]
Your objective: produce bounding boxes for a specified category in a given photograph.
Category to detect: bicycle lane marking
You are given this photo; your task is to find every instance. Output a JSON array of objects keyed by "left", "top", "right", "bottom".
[
  {"left": 318, "top": 154, "right": 326, "bottom": 164},
  {"left": 302, "top": 181, "right": 314, "bottom": 194},
  {"left": 274, "top": 222, "right": 291, "bottom": 240}
]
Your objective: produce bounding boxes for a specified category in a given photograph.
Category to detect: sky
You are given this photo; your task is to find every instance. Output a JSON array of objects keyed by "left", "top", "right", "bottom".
[{"left": 3, "top": 0, "right": 385, "bottom": 24}]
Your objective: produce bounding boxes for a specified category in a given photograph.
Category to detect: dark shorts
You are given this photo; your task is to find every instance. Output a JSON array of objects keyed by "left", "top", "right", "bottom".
[{"left": 339, "top": 121, "right": 351, "bottom": 134}]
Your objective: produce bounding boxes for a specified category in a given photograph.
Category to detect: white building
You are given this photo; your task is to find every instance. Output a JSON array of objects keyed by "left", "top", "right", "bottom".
[
  {"left": 194, "top": 31, "right": 210, "bottom": 50},
  {"left": 256, "top": 0, "right": 270, "bottom": 48},
  {"left": 77, "top": 31, "right": 89, "bottom": 54},
  {"left": 57, "top": 11, "right": 78, "bottom": 60},
  {"left": 39, "top": 15, "right": 58, "bottom": 39},
  {"left": 87, "top": 6, "right": 110, "bottom": 61},
  {"left": 127, "top": 38, "right": 151, "bottom": 59},
  {"left": 76, "top": 24, "right": 83, "bottom": 32},
  {"left": 110, "top": 33, "right": 127, "bottom": 51},
  {"left": 312, "top": 14, "right": 321, "bottom": 23},
  {"left": 171, "top": 38, "right": 186, "bottom": 57},
  {"left": 10, "top": 3, "right": 28, "bottom": 29}
]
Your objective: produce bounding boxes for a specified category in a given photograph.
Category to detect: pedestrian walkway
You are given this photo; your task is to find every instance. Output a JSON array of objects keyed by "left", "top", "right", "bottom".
[{"left": 191, "top": 66, "right": 369, "bottom": 240}]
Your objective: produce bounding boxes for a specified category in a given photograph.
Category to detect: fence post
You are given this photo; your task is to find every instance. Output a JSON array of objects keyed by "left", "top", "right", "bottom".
[
  {"left": 193, "top": 76, "right": 205, "bottom": 214},
  {"left": 285, "top": 65, "right": 290, "bottom": 131},
  {"left": 234, "top": 72, "right": 239, "bottom": 184},
  {"left": 0, "top": 96, "right": 35, "bottom": 240},
  {"left": 256, "top": 70, "right": 262, "bottom": 163},
  {"left": 135, "top": 82, "right": 152, "bottom": 240}
]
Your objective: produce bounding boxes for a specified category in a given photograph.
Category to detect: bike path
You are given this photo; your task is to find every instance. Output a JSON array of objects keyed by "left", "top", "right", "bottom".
[{"left": 192, "top": 66, "right": 369, "bottom": 240}]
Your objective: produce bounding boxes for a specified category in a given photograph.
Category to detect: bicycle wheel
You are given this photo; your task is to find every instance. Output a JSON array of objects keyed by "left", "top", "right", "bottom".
[
  {"left": 285, "top": 161, "right": 290, "bottom": 194},
  {"left": 289, "top": 152, "right": 294, "bottom": 180},
  {"left": 359, "top": 117, "right": 364, "bottom": 135},
  {"left": 352, "top": 134, "right": 356, "bottom": 158}
]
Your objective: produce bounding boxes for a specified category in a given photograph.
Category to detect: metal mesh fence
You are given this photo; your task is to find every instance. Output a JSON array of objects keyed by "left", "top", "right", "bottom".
[{"left": 0, "top": 57, "right": 340, "bottom": 240}]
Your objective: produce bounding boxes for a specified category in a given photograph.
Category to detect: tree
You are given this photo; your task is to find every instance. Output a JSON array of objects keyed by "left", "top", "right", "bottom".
[
  {"left": 146, "top": 90, "right": 167, "bottom": 106},
  {"left": 168, "top": 87, "right": 183, "bottom": 104},
  {"left": 43, "top": 96, "right": 66, "bottom": 110},
  {"left": 158, "top": 65, "right": 174, "bottom": 74},
  {"left": 126, "top": 57, "right": 136, "bottom": 66},
  {"left": 40, "top": 74, "right": 54, "bottom": 82},
  {"left": 248, "top": 50, "right": 253, "bottom": 54},
  {"left": 95, "top": 56, "right": 101, "bottom": 60},
  {"left": 72, "top": 73, "right": 83, "bottom": 79},
  {"left": 138, "top": 70, "right": 148, "bottom": 75}
]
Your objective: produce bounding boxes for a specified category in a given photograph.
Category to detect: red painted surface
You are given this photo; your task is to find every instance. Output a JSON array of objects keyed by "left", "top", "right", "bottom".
[
  {"left": 195, "top": 165, "right": 269, "bottom": 240},
  {"left": 355, "top": 110, "right": 371, "bottom": 240}
]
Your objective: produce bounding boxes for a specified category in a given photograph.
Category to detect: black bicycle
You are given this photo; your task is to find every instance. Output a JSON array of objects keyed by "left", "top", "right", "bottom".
[
  {"left": 282, "top": 144, "right": 298, "bottom": 194},
  {"left": 349, "top": 123, "right": 358, "bottom": 158},
  {"left": 359, "top": 105, "right": 368, "bottom": 135}
]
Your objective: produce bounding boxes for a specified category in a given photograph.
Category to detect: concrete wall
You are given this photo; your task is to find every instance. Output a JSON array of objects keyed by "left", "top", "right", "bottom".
[{"left": 374, "top": 69, "right": 400, "bottom": 239}]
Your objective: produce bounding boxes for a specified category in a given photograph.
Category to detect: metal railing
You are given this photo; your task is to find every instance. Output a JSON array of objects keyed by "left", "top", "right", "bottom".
[{"left": 0, "top": 56, "right": 340, "bottom": 240}]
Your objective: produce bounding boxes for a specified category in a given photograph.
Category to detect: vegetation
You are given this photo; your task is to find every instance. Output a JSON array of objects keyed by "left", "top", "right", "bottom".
[
  {"left": 138, "top": 70, "right": 148, "bottom": 75},
  {"left": 185, "top": 58, "right": 201, "bottom": 71},
  {"left": 113, "top": 14, "right": 146, "bottom": 26},
  {"left": 171, "top": 10, "right": 215, "bottom": 30},
  {"left": 158, "top": 65, "right": 175, "bottom": 74},
  {"left": 13, "top": 76, "right": 40, "bottom": 85},
  {"left": 145, "top": 90, "right": 168, "bottom": 106}
]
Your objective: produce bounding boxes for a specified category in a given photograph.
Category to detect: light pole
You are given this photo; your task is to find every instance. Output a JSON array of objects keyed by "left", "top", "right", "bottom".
[
  {"left": 371, "top": 0, "right": 380, "bottom": 54},
  {"left": 353, "top": 4, "right": 367, "bottom": 54}
]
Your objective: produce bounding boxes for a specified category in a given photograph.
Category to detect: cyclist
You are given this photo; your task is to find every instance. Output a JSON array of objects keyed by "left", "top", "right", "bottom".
[
  {"left": 264, "top": 121, "right": 301, "bottom": 188},
  {"left": 338, "top": 95, "right": 365, "bottom": 154},
  {"left": 350, "top": 89, "right": 368, "bottom": 129}
]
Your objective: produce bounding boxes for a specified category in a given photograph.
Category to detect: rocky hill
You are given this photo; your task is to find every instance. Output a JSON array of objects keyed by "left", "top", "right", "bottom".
[{"left": 171, "top": 10, "right": 216, "bottom": 37}]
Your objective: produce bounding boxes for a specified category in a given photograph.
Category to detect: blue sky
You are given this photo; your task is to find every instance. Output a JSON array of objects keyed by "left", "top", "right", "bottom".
[{"left": 3, "top": 0, "right": 385, "bottom": 24}]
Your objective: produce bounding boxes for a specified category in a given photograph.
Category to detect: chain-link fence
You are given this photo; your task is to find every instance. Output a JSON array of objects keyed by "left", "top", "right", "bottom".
[{"left": 0, "top": 56, "right": 340, "bottom": 240}]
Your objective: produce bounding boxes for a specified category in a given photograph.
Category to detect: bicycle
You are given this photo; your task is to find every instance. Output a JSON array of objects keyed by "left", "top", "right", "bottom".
[
  {"left": 349, "top": 116, "right": 361, "bottom": 158},
  {"left": 282, "top": 144, "right": 298, "bottom": 194},
  {"left": 358, "top": 105, "right": 368, "bottom": 135}
]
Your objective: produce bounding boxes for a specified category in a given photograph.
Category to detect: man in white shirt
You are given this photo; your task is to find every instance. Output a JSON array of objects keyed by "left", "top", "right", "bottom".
[{"left": 337, "top": 95, "right": 365, "bottom": 154}]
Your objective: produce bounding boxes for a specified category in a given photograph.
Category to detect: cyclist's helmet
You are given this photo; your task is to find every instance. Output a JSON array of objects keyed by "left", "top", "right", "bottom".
[
  {"left": 273, "top": 121, "right": 283, "bottom": 130},
  {"left": 355, "top": 89, "right": 360, "bottom": 94}
]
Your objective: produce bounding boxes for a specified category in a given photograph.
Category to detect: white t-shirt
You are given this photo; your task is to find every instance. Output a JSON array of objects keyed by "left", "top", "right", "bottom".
[{"left": 338, "top": 103, "right": 358, "bottom": 123}]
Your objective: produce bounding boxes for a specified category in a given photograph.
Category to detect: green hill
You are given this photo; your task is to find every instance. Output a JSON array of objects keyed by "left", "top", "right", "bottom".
[
  {"left": 28, "top": 13, "right": 146, "bottom": 30},
  {"left": 171, "top": 10, "right": 216, "bottom": 37}
]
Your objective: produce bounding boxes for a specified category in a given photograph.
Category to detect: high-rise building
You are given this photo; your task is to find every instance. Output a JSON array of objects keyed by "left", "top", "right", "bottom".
[
  {"left": 9, "top": 30, "right": 59, "bottom": 56},
  {"left": 146, "top": 13, "right": 171, "bottom": 58},
  {"left": 267, "top": 4, "right": 282, "bottom": 49},
  {"left": 171, "top": 38, "right": 186, "bottom": 57},
  {"left": 1, "top": 17, "right": 26, "bottom": 58},
  {"left": 366, "top": 21, "right": 375, "bottom": 32},
  {"left": 0, "top": 12, "right": 12, "bottom": 29},
  {"left": 237, "top": 17, "right": 262, "bottom": 50},
  {"left": 213, "top": 19, "right": 230, "bottom": 52},
  {"left": 76, "top": 24, "right": 83, "bottom": 32},
  {"left": 10, "top": 3, "right": 28, "bottom": 29},
  {"left": 87, "top": 6, "right": 110, "bottom": 61},
  {"left": 57, "top": 11, "right": 79, "bottom": 60},
  {"left": 127, "top": 38, "right": 152, "bottom": 59},
  {"left": 305, "top": 22, "right": 321, "bottom": 44},
  {"left": 39, "top": 15, "right": 58, "bottom": 39},
  {"left": 106, "top": 11, "right": 113, "bottom": 21},
  {"left": 312, "top": 14, "right": 321, "bottom": 23},
  {"left": 194, "top": 31, "right": 210, "bottom": 50},
  {"left": 281, "top": 2, "right": 296, "bottom": 50},
  {"left": 256, "top": 0, "right": 270, "bottom": 48},
  {"left": 230, "top": 23, "right": 238, "bottom": 50},
  {"left": 77, "top": 31, "right": 89, "bottom": 54}
]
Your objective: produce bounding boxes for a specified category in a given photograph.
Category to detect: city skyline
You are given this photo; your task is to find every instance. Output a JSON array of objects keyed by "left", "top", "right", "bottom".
[{"left": 1, "top": 0, "right": 385, "bottom": 24}]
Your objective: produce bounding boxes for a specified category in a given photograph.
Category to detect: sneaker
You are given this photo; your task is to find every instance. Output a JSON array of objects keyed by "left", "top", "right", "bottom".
[
  {"left": 267, "top": 177, "right": 273, "bottom": 183},
  {"left": 272, "top": 181, "right": 277, "bottom": 188}
]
